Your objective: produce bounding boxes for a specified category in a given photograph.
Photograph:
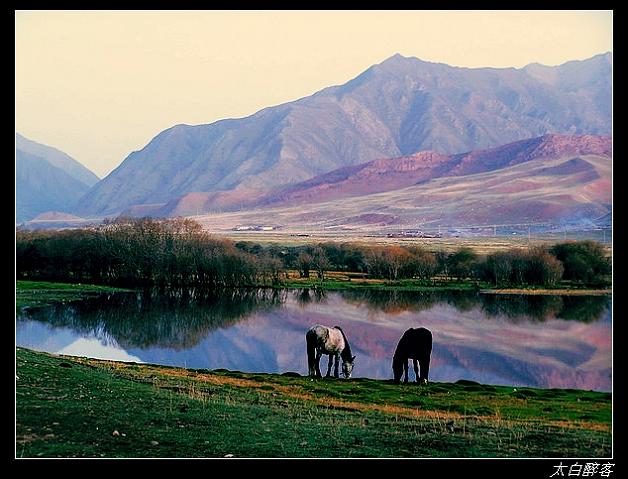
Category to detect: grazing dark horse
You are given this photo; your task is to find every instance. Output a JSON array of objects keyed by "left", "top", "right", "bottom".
[
  {"left": 306, "top": 324, "right": 356, "bottom": 378},
  {"left": 392, "top": 327, "right": 432, "bottom": 384}
]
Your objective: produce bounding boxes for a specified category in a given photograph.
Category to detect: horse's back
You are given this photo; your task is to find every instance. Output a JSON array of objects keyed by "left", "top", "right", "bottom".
[
  {"left": 307, "top": 324, "right": 344, "bottom": 353},
  {"left": 307, "top": 324, "right": 329, "bottom": 339},
  {"left": 408, "top": 327, "right": 432, "bottom": 342},
  {"left": 397, "top": 327, "right": 432, "bottom": 358}
]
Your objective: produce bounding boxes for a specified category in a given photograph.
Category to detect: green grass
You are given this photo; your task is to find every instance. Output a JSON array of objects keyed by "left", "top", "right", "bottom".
[
  {"left": 16, "top": 280, "right": 131, "bottom": 310},
  {"left": 15, "top": 347, "right": 611, "bottom": 458},
  {"left": 16, "top": 277, "right": 610, "bottom": 306},
  {"left": 277, "top": 278, "right": 486, "bottom": 292},
  {"left": 274, "top": 277, "right": 610, "bottom": 294}
]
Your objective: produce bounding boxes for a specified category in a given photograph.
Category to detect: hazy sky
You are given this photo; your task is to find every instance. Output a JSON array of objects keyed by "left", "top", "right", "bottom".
[{"left": 15, "top": 10, "right": 612, "bottom": 178}]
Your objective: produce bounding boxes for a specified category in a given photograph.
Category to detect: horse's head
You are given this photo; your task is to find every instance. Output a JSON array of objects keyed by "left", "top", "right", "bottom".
[{"left": 342, "top": 356, "right": 356, "bottom": 379}]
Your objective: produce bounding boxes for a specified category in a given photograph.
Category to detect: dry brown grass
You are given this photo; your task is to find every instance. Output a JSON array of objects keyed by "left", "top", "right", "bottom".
[
  {"left": 201, "top": 230, "right": 612, "bottom": 256},
  {"left": 78, "top": 358, "right": 610, "bottom": 434}
]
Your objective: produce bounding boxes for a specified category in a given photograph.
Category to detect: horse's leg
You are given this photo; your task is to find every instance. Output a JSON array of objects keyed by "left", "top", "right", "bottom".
[
  {"left": 403, "top": 359, "right": 409, "bottom": 383},
  {"left": 326, "top": 354, "right": 333, "bottom": 377},
  {"left": 308, "top": 348, "right": 314, "bottom": 377},
  {"left": 306, "top": 333, "right": 315, "bottom": 377},
  {"left": 413, "top": 358, "right": 419, "bottom": 383},
  {"left": 333, "top": 353, "right": 340, "bottom": 378},
  {"left": 420, "top": 354, "right": 431, "bottom": 384},
  {"left": 315, "top": 350, "right": 322, "bottom": 378}
]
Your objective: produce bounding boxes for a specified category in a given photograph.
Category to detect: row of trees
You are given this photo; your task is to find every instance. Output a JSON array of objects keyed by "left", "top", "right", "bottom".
[
  {"left": 17, "top": 218, "right": 275, "bottom": 287},
  {"left": 16, "top": 218, "right": 611, "bottom": 288},
  {"left": 478, "top": 241, "right": 611, "bottom": 286},
  {"left": 236, "top": 240, "right": 611, "bottom": 286}
]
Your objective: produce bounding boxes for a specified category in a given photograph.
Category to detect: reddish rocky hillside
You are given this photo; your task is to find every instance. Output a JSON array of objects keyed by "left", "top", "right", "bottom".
[{"left": 249, "top": 133, "right": 611, "bottom": 209}]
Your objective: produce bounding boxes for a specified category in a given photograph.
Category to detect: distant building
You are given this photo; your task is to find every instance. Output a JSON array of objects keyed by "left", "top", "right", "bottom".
[{"left": 233, "top": 224, "right": 280, "bottom": 232}]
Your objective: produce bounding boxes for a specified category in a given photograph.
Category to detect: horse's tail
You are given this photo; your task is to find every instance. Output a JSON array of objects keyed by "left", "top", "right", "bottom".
[
  {"left": 306, "top": 329, "right": 317, "bottom": 375},
  {"left": 334, "top": 326, "right": 353, "bottom": 362}
]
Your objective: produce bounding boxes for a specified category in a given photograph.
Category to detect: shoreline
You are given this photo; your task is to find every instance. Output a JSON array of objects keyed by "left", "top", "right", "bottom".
[
  {"left": 479, "top": 288, "right": 611, "bottom": 296},
  {"left": 16, "top": 279, "right": 612, "bottom": 301}
]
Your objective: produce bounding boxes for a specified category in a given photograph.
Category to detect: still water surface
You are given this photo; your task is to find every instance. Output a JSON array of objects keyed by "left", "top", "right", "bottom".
[{"left": 16, "top": 288, "right": 611, "bottom": 391}]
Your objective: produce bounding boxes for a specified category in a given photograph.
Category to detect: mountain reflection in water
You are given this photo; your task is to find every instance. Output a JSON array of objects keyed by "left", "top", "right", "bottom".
[{"left": 16, "top": 288, "right": 611, "bottom": 391}]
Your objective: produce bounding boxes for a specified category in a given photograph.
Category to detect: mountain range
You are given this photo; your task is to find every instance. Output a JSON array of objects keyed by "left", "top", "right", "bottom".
[
  {"left": 127, "top": 133, "right": 610, "bottom": 229},
  {"left": 189, "top": 136, "right": 611, "bottom": 232},
  {"left": 74, "top": 52, "right": 612, "bottom": 218},
  {"left": 242, "top": 133, "right": 611, "bottom": 210},
  {"left": 16, "top": 134, "right": 100, "bottom": 223}
]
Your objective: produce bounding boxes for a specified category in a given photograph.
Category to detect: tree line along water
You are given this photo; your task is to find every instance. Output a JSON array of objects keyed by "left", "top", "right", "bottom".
[{"left": 16, "top": 217, "right": 611, "bottom": 289}]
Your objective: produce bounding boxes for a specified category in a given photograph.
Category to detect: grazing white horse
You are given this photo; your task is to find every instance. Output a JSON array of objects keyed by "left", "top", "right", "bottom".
[{"left": 306, "top": 324, "right": 356, "bottom": 379}]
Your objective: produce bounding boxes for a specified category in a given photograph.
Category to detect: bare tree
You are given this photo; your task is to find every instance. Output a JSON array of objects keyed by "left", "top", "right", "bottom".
[{"left": 311, "top": 245, "right": 330, "bottom": 281}]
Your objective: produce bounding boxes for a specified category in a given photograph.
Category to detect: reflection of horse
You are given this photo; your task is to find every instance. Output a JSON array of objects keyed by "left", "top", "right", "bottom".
[
  {"left": 306, "top": 324, "right": 356, "bottom": 378},
  {"left": 392, "top": 327, "right": 432, "bottom": 384}
]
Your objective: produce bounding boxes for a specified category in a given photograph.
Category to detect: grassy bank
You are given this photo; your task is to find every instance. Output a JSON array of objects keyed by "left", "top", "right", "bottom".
[
  {"left": 16, "top": 280, "right": 131, "bottom": 310},
  {"left": 15, "top": 347, "right": 611, "bottom": 458},
  {"left": 275, "top": 277, "right": 611, "bottom": 295},
  {"left": 479, "top": 288, "right": 612, "bottom": 296},
  {"left": 276, "top": 278, "right": 484, "bottom": 292},
  {"left": 16, "top": 279, "right": 611, "bottom": 306}
]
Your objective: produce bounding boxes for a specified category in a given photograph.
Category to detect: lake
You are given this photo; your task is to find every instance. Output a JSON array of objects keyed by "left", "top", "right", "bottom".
[{"left": 16, "top": 288, "right": 611, "bottom": 391}]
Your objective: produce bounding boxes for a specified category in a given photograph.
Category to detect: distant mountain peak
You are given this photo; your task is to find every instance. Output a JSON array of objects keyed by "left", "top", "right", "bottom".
[
  {"left": 537, "top": 51, "right": 609, "bottom": 64},
  {"left": 375, "top": 52, "right": 435, "bottom": 72},
  {"left": 380, "top": 51, "right": 612, "bottom": 72},
  {"left": 380, "top": 52, "right": 409, "bottom": 64},
  {"left": 16, "top": 134, "right": 101, "bottom": 222},
  {"left": 74, "top": 53, "right": 611, "bottom": 217},
  {"left": 16, "top": 133, "right": 99, "bottom": 186}
]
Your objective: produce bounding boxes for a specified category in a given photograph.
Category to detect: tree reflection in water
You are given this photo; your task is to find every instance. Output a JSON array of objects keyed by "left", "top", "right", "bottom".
[
  {"left": 295, "top": 287, "right": 327, "bottom": 306},
  {"left": 336, "top": 289, "right": 609, "bottom": 323},
  {"left": 19, "top": 288, "right": 284, "bottom": 349},
  {"left": 19, "top": 288, "right": 609, "bottom": 351}
]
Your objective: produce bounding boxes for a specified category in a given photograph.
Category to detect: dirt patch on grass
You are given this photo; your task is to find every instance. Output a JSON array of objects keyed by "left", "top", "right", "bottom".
[{"left": 88, "top": 359, "right": 270, "bottom": 390}]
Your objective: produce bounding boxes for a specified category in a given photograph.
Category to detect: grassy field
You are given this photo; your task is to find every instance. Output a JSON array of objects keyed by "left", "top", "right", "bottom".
[
  {"left": 277, "top": 272, "right": 611, "bottom": 295},
  {"left": 16, "top": 280, "right": 130, "bottom": 310},
  {"left": 15, "top": 347, "right": 611, "bottom": 458},
  {"left": 277, "top": 277, "right": 485, "bottom": 292},
  {"left": 210, "top": 231, "right": 613, "bottom": 255}
]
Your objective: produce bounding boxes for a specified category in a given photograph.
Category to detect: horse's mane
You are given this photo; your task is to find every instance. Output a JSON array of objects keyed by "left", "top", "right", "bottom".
[{"left": 334, "top": 326, "right": 353, "bottom": 362}]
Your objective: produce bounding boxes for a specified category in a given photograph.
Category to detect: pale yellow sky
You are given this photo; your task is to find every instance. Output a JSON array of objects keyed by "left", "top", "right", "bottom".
[{"left": 15, "top": 10, "right": 612, "bottom": 177}]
